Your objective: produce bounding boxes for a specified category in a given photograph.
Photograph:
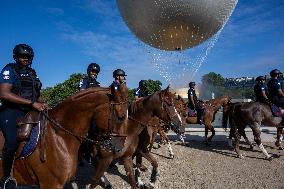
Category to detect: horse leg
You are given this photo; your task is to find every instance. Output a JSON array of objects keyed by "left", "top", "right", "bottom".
[
  {"left": 88, "top": 156, "right": 113, "bottom": 189},
  {"left": 207, "top": 126, "right": 215, "bottom": 143},
  {"left": 239, "top": 128, "right": 254, "bottom": 150},
  {"left": 139, "top": 150, "right": 159, "bottom": 188},
  {"left": 228, "top": 128, "right": 234, "bottom": 149},
  {"left": 136, "top": 152, "right": 147, "bottom": 172},
  {"left": 160, "top": 131, "right": 174, "bottom": 158},
  {"left": 204, "top": 126, "right": 210, "bottom": 146},
  {"left": 275, "top": 127, "right": 284, "bottom": 150},
  {"left": 122, "top": 156, "right": 137, "bottom": 189},
  {"left": 250, "top": 124, "right": 272, "bottom": 160}
]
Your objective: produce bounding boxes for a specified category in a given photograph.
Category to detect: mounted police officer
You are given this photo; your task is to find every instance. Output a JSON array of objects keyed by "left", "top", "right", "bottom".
[
  {"left": 78, "top": 63, "right": 101, "bottom": 165},
  {"left": 188, "top": 82, "right": 204, "bottom": 124},
  {"left": 79, "top": 63, "right": 100, "bottom": 90},
  {"left": 134, "top": 80, "right": 148, "bottom": 101},
  {"left": 0, "top": 44, "right": 47, "bottom": 188},
  {"left": 267, "top": 69, "right": 284, "bottom": 109},
  {"left": 110, "top": 68, "right": 127, "bottom": 92},
  {"left": 254, "top": 76, "right": 270, "bottom": 104}
]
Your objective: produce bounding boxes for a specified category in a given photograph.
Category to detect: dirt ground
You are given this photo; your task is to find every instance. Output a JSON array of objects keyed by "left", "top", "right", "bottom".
[{"left": 56, "top": 139, "right": 284, "bottom": 189}]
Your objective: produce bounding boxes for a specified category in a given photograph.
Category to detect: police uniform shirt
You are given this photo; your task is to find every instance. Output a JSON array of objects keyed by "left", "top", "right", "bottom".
[
  {"left": 79, "top": 77, "right": 100, "bottom": 90},
  {"left": 0, "top": 64, "right": 17, "bottom": 84},
  {"left": 0, "top": 63, "right": 42, "bottom": 102},
  {"left": 254, "top": 83, "right": 268, "bottom": 102},
  {"left": 268, "top": 78, "right": 282, "bottom": 97}
]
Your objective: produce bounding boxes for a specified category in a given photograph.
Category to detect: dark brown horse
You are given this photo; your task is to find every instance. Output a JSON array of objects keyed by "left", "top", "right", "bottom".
[
  {"left": 87, "top": 87, "right": 183, "bottom": 189},
  {"left": 222, "top": 102, "right": 283, "bottom": 160},
  {"left": 0, "top": 84, "right": 128, "bottom": 189}
]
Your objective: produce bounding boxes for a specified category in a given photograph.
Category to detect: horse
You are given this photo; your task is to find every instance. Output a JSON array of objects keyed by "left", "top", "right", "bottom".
[
  {"left": 0, "top": 83, "right": 128, "bottom": 189},
  {"left": 185, "top": 96, "right": 231, "bottom": 145},
  {"left": 86, "top": 87, "right": 184, "bottom": 189},
  {"left": 222, "top": 102, "right": 283, "bottom": 160}
]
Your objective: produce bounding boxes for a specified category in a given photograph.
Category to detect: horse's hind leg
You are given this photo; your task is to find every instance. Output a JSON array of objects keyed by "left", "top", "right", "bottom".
[
  {"left": 239, "top": 129, "right": 254, "bottom": 150},
  {"left": 275, "top": 127, "right": 284, "bottom": 150},
  {"left": 250, "top": 124, "right": 272, "bottom": 160}
]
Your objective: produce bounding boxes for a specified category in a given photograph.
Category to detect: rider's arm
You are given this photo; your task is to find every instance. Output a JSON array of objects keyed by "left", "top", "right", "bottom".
[
  {"left": 277, "top": 89, "right": 284, "bottom": 98},
  {"left": 261, "top": 91, "right": 269, "bottom": 100}
]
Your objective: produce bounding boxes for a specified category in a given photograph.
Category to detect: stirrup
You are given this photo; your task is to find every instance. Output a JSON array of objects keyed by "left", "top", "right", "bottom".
[{"left": 3, "top": 177, "right": 17, "bottom": 189}]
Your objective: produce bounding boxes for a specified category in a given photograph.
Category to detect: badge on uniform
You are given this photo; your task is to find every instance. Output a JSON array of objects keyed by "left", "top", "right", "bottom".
[{"left": 2, "top": 70, "right": 10, "bottom": 80}]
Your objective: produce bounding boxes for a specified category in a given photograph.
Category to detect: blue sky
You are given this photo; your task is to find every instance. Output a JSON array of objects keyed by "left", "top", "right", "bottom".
[{"left": 0, "top": 0, "right": 283, "bottom": 89}]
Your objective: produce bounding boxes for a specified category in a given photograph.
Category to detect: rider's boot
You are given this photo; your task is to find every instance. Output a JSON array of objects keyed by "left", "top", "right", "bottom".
[{"left": 0, "top": 152, "right": 17, "bottom": 189}]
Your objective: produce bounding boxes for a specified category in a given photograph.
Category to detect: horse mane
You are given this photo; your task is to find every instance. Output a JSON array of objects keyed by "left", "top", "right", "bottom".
[
  {"left": 129, "top": 92, "right": 157, "bottom": 114},
  {"left": 71, "top": 87, "right": 110, "bottom": 101}
]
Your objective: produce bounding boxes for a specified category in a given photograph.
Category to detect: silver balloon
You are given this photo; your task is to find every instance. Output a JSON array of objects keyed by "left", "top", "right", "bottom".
[{"left": 117, "top": 0, "right": 237, "bottom": 51}]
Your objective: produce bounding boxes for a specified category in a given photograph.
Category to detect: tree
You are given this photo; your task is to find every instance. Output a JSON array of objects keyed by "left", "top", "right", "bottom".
[
  {"left": 200, "top": 72, "right": 225, "bottom": 99},
  {"left": 142, "top": 79, "right": 162, "bottom": 95},
  {"left": 41, "top": 73, "right": 84, "bottom": 107}
]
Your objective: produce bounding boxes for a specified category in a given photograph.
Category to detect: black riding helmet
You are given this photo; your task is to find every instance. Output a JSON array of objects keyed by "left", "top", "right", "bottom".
[
  {"left": 87, "top": 63, "right": 100, "bottom": 75},
  {"left": 13, "top": 44, "right": 34, "bottom": 60},
  {"left": 113, "top": 69, "right": 127, "bottom": 78},
  {"left": 255, "top": 76, "right": 265, "bottom": 82},
  {"left": 189, "top": 82, "right": 196, "bottom": 87},
  {"left": 270, "top": 69, "right": 281, "bottom": 77}
]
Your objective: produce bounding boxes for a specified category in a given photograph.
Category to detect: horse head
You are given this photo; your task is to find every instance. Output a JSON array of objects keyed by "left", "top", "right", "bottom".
[
  {"left": 110, "top": 82, "right": 129, "bottom": 123},
  {"left": 155, "top": 86, "right": 185, "bottom": 135}
]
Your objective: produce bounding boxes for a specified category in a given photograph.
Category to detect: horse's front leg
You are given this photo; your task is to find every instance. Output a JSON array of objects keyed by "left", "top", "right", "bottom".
[
  {"left": 207, "top": 126, "right": 215, "bottom": 143},
  {"left": 250, "top": 123, "right": 272, "bottom": 160},
  {"left": 204, "top": 126, "right": 209, "bottom": 145},
  {"left": 123, "top": 156, "right": 137, "bottom": 189},
  {"left": 88, "top": 155, "right": 113, "bottom": 189},
  {"left": 275, "top": 127, "right": 284, "bottom": 150},
  {"left": 139, "top": 150, "right": 159, "bottom": 188}
]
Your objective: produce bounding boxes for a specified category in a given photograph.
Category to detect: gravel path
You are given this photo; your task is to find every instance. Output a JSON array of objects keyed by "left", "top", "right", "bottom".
[{"left": 18, "top": 140, "right": 284, "bottom": 189}]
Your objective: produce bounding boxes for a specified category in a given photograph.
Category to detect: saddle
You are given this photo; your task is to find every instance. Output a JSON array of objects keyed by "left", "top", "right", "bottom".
[{"left": 16, "top": 111, "right": 40, "bottom": 141}]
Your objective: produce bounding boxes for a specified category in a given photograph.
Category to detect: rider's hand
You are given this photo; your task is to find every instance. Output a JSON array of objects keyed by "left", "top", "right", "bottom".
[{"left": 32, "top": 102, "right": 48, "bottom": 111}]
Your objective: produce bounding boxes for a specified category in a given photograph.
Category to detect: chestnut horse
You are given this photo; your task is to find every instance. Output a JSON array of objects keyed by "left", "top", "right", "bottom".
[
  {"left": 185, "top": 96, "right": 231, "bottom": 145},
  {"left": 87, "top": 87, "right": 183, "bottom": 189},
  {"left": 0, "top": 84, "right": 128, "bottom": 189},
  {"left": 222, "top": 102, "right": 283, "bottom": 160}
]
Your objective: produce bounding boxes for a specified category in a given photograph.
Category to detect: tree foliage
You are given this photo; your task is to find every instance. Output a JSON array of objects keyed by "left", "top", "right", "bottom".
[
  {"left": 41, "top": 73, "right": 84, "bottom": 108},
  {"left": 141, "top": 79, "right": 162, "bottom": 95},
  {"left": 200, "top": 72, "right": 255, "bottom": 100}
]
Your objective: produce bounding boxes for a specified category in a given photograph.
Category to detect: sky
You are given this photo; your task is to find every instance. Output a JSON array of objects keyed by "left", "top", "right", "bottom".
[{"left": 0, "top": 0, "right": 284, "bottom": 89}]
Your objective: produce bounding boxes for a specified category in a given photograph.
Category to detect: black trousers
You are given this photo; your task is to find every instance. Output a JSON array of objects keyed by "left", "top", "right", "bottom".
[{"left": 0, "top": 107, "right": 26, "bottom": 178}]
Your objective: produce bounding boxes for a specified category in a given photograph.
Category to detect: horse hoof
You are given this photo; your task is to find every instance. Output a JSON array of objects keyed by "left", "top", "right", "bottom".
[
  {"left": 266, "top": 156, "right": 273, "bottom": 161},
  {"left": 105, "top": 184, "right": 114, "bottom": 189},
  {"left": 238, "top": 154, "right": 245, "bottom": 159},
  {"left": 169, "top": 154, "right": 174, "bottom": 159}
]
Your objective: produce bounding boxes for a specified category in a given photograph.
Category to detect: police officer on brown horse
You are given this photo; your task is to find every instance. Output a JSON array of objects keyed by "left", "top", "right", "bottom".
[
  {"left": 254, "top": 76, "right": 270, "bottom": 104},
  {"left": 0, "top": 44, "right": 47, "bottom": 188},
  {"left": 267, "top": 69, "right": 284, "bottom": 109},
  {"left": 80, "top": 63, "right": 101, "bottom": 90},
  {"left": 188, "top": 82, "right": 204, "bottom": 124}
]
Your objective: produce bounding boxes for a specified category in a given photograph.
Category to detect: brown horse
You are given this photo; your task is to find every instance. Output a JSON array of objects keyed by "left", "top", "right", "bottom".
[
  {"left": 222, "top": 102, "right": 283, "bottom": 160},
  {"left": 0, "top": 84, "right": 128, "bottom": 189},
  {"left": 87, "top": 87, "right": 183, "bottom": 189},
  {"left": 184, "top": 96, "right": 231, "bottom": 145}
]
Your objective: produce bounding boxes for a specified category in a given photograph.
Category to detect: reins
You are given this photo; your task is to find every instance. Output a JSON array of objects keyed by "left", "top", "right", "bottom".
[{"left": 41, "top": 111, "right": 96, "bottom": 143}]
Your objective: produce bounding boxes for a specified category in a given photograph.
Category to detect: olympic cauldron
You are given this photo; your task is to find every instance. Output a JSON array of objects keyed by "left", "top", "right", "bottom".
[{"left": 116, "top": 0, "right": 238, "bottom": 51}]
